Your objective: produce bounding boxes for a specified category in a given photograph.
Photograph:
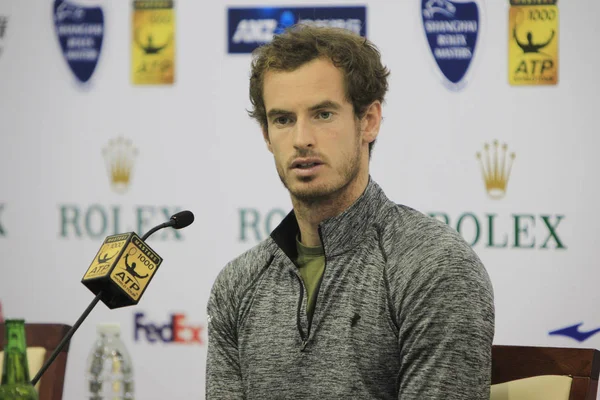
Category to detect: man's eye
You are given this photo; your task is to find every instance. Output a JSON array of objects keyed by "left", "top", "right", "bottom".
[
  {"left": 274, "top": 117, "right": 291, "bottom": 125},
  {"left": 318, "top": 112, "right": 332, "bottom": 120}
]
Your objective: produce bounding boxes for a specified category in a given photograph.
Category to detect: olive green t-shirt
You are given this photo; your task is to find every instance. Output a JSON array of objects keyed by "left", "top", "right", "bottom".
[{"left": 295, "top": 237, "right": 325, "bottom": 321}]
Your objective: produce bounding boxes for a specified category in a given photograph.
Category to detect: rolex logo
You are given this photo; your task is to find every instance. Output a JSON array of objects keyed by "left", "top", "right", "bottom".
[
  {"left": 476, "top": 141, "right": 516, "bottom": 199},
  {"left": 103, "top": 137, "right": 138, "bottom": 194}
]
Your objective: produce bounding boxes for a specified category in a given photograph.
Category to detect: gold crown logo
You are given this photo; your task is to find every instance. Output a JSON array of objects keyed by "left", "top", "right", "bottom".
[
  {"left": 102, "top": 137, "right": 138, "bottom": 194},
  {"left": 476, "top": 141, "right": 516, "bottom": 199}
]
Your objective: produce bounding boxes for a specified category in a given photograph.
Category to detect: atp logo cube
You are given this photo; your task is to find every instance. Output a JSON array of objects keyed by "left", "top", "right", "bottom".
[{"left": 81, "top": 232, "right": 163, "bottom": 309}]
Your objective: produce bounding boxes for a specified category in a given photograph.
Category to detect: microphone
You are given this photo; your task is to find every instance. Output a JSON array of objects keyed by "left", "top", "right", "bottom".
[
  {"left": 169, "top": 210, "right": 195, "bottom": 229},
  {"left": 30, "top": 211, "right": 194, "bottom": 387}
]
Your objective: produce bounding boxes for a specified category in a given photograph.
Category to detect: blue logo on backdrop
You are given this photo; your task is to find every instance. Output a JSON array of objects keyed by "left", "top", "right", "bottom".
[
  {"left": 53, "top": 0, "right": 104, "bottom": 83},
  {"left": 227, "top": 6, "right": 366, "bottom": 54},
  {"left": 549, "top": 323, "right": 600, "bottom": 343},
  {"left": 421, "top": 0, "right": 481, "bottom": 90}
]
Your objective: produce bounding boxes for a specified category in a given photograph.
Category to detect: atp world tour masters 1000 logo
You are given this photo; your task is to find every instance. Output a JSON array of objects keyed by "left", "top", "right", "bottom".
[
  {"left": 509, "top": 0, "right": 558, "bottom": 85},
  {"left": 132, "top": 0, "right": 175, "bottom": 85},
  {"left": 53, "top": 0, "right": 104, "bottom": 83},
  {"left": 421, "top": 0, "right": 482, "bottom": 91}
]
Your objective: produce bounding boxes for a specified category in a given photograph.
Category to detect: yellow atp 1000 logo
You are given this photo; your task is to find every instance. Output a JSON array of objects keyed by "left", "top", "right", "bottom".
[
  {"left": 83, "top": 234, "right": 129, "bottom": 281},
  {"left": 110, "top": 238, "right": 160, "bottom": 301},
  {"left": 509, "top": 1, "right": 558, "bottom": 85},
  {"left": 132, "top": 0, "right": 175, "bottom": 85}
]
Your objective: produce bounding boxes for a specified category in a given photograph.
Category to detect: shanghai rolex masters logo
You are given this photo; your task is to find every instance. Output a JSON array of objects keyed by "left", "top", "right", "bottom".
[
  {"left": 476, "top": 140, "right": 516, "bottom": 199},
  {"left": 103, "top": 137, "right": 138, "bottom": 194}
]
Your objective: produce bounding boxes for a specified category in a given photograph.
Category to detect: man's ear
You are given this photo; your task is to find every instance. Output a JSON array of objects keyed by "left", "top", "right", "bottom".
[
  {"left": 262, "top": 127, "right": 273, "bottom": 153},
  {"left": 360, "top": 101, "right": 382, "bottom": 145}
]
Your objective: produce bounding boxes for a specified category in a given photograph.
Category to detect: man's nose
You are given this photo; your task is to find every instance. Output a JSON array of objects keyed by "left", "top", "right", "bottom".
[{"left": 292, "top": 117, "right": 316, "bottom": 149}]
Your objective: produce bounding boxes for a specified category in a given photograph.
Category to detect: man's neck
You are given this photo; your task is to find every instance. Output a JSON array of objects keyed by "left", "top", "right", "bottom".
[{"left": 292, "top": 172, "right": 369, "bottom": 247}]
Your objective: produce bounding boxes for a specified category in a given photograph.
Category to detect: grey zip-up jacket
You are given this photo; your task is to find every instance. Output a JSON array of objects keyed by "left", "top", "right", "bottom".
[{"left": 207, "top": 179, "right": 494, "bottom": 399}]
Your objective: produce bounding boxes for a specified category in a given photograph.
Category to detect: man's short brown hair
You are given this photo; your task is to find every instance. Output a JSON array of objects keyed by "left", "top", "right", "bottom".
[{"left": 248, "top": 24, "right": 390, "bottom": 154}]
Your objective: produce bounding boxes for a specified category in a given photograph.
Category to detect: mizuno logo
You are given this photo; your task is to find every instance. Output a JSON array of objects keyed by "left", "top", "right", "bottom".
[{"left": 549, "top": 323, "right": 600, "bottom": 342}]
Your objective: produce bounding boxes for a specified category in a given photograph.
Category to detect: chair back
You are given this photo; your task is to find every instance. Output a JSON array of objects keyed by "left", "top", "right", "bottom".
[{"left": 492, "top": 345, "right": 600, "bottom": 400}]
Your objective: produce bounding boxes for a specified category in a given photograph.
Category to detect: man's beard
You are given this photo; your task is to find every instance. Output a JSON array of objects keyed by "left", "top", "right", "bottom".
[{"left": 276, "top": 127, "right": 362, "bottom": 204}]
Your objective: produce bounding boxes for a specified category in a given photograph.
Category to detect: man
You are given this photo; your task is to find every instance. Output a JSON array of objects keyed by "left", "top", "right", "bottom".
[{"left": 207, "top": 25, "right": 494, "bottom": 399}]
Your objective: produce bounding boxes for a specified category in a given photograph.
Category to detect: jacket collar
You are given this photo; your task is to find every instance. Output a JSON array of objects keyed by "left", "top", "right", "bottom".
[{"left": 271, "top": 177, "right": 390, "bottom": 261}]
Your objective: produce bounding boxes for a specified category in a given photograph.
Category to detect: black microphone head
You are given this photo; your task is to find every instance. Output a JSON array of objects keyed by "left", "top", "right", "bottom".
[{"left": 170, "top": 210, "right": 194, "bottom": 229}]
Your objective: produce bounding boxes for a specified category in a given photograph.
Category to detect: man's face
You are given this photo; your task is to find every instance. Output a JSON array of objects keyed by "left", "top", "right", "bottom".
[{"left": 262, "top": 58, "right": 370, "bottom": 202}]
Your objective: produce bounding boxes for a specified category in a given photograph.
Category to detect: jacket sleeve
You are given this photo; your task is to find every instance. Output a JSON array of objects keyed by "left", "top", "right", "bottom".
[
  {"left": 392, "top": 234, "right": 495, "bottom": 400},
  {"left": 206, "top": 265, "right": 244, "bottom": 399}
]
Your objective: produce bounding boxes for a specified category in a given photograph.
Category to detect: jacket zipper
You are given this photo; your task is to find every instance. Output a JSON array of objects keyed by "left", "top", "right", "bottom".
[
  {"left": 293, "top": 272, "right": 309, "bottom": 349},
  {"left": 296, "top": 227, "right": 327, "bottom": 352}
]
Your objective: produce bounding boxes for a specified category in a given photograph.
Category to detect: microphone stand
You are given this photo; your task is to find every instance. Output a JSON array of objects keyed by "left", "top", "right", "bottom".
[
  {"left": 30, "top": 292, "right": 103, "bottom": 386},
  {"left": 30, "top": 222, "right": 172, "bottom": 386}
]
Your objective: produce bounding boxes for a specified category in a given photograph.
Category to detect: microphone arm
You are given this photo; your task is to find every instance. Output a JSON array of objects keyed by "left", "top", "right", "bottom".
[
  {"left": 30, "top": 220, "right": 178, "bottom": 387},
  {"left": 141, "top": 222, "right": 170, "bottom": 241},
  {"left": 30, "top": 292, "right": 103, "bottom": 386},
  {"left": 141, "top": 210, "right": 194, "bottom": 241}
]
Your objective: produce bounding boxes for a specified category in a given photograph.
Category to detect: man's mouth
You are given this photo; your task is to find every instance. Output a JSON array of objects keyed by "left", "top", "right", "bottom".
[
  {"left": 291, "top": 158, "right": 323, "bottom": 169},
  {"left": 295, "top": 162, "right": 320, "bottom": 169}
]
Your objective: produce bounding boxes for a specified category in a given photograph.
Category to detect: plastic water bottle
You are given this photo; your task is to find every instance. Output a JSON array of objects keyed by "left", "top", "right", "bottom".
[{"left": 86, "top": 323, "right": 134, "bottom": 400}]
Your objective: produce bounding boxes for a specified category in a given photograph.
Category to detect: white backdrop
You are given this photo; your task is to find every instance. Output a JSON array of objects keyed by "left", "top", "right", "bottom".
[{"left": 0, "top": 0, "right": 599, "bottom": 399}]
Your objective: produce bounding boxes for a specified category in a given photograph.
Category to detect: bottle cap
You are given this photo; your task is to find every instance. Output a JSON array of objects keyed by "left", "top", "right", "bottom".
[{"left": 97, "top": 323, "right": 121, "bottom": 335}]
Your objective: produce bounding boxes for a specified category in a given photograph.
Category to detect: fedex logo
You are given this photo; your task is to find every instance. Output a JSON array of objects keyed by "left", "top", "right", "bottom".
[
  {"left": 134, "top": 312, "right": 204, "bottom": 345},
  {"left": 227, "top": 6, "right": 366, "bottom": 54}
]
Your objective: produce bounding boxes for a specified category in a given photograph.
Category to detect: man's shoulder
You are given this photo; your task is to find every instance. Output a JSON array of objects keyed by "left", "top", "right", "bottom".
[
  {"left": 211, "top": 238, "right": 276, "bottom": 295},
  {"left": 378, "top": 203, "right": 465, "bottom": 247},
  {"left": 378, "top": 203, "right": 486, "bottom": 276},
  {"left": 378, "top": 203, "right": 493, "bottom": 311},
  {"left": 230, "top": 239, "right": 277, "bottom": 274}
]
